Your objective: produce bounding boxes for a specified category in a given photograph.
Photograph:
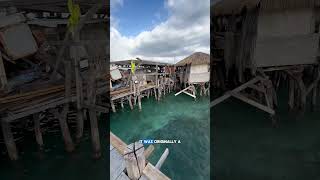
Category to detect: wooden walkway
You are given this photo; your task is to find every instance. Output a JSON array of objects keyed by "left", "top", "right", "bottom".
[
  {"left": 110, "top": 144, "right": 130, "bottom": 180},
  {"left": 110, "top": 132, "right": 171, "bottom": 180}
]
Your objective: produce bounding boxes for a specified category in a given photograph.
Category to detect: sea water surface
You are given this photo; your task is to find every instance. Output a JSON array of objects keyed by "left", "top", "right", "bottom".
[
  {"left": 111, "top": 93, "right": 210, "bottom": 180},
  {"left": 0, "top": 93, "right": 209, "bottom": 180},
  {"left": 0, "top": 121, "right": 108, "bottom": 180}
]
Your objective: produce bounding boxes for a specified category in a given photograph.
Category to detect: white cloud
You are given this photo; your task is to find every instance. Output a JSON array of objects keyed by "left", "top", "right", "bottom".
[
  {"left": 110, "top": 0, "right": 123, "bottom": 9},
  {"left": 111, "top": 0, "right": 210, "bottom": 63}
]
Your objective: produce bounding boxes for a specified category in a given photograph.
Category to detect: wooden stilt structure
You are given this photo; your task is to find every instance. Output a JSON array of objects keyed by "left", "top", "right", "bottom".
[
  {"left": 33, "top": 113, "right": 44, "bottom": 149},
  {"left": 1, "top": 120, "right": 18, "bottom": 160}
]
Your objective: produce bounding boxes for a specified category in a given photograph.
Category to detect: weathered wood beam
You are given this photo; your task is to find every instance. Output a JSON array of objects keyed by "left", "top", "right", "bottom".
[
  {"left": 87, "top": 60, "right": 101, "bottom": 158},
  {"left": 231, "top": 92, "right": 275, "bottom": 115},
  {"left": 53, "top": 105, "right": 75, "bottom": 152},
  {"left": 1, "top": 121, "right": 18, "bottom": 160},
  {"left": 142, "top": 163, "right": 171, "bottom": 180},
  {"left": 155, "top": 148, "right": 169, "bottom": 169},
  {"left": 0, "top": 52, "right": 8, "bottom": 90},
  {"left": 110, "top": 132, "right": 127, "bottom": 156},
  {"left": 211, "top": 77, "right": 262, "bottom": 107},
  {"left": 143, "top": 145, "right": 155, "bottom": 160},
  {"left": 124, "top": 143, "right": 140, "bottom": 179},
  {"left": 33, "top": 113, "right": 44, "bottom": 149}
]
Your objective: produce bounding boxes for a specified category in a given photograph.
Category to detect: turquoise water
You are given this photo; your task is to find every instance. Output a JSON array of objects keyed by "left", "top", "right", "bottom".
[{"left": 110, "top": 93, "right": 210, "bottom": 180}]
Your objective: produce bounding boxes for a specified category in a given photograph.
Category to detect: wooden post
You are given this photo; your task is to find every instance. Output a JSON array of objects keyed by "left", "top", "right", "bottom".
[
  {"left": 134, "top": 96, "right": 137, "bottom": 106},
  {"left": 288, "top": 79, "right": 295, "bottom": 110},
  {"left": 138, "top": 95, "right": 142, "bottom": 111},
  {"left": 127, "top": 95, "right": 133, "bottom": 110},
  {"left": 156, "top": 64, "right": 158, "bottom": 89},
  {"left": 1, "top": 120, "right": 18, "bottom": 160},
  {"left": 147, "top": 90, "right": 150, "bottom": 99},
  {"left": 153, "top": 87, "right": 157, "bottom": 100},
  {"left": 89, "top": 109, "right": 101, "bottom": 158},
  {"left": 111, "top": 100, "right": 116, "bottom": 113},
  {"left": 70, "top": 41, "right": 84, "bottom": 142},
  {"left": 155, "top": 148, "right": 169, "bottom": 169},
  {"left": 0, "top": 52, "right": 8, "bottom": 90},
  {"left": 87, "top": 59, "right": 101, "bottom": 158},
  {"left": 312, "top": 85, "right": 317, "bottom": 111},
  {"left": 120, "top": 98, "right": 124, "bottom": 109},
  {"left": 33, "top": 113, "right": 44, "bottom": 149},
  {"left": 54, "top": 105, "right": 75, "bottom": 152}
]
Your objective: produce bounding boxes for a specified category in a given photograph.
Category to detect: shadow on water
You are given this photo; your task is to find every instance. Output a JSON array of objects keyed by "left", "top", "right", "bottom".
[
  {"left": 213, "top": 87, "right": 320, "bottom": 180},
  {"left": 0, "top": 122, "right": 108, "bottom": 180}
]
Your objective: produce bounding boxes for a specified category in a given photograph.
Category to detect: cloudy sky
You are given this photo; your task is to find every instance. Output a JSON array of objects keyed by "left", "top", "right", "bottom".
[{"left": 110, "top": 0, "right": 210, "bottom": 63}]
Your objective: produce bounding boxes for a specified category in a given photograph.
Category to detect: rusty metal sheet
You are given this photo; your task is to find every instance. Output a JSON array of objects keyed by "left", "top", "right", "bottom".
[{"left": 0, "top": 23, "right": 38, "bottom": 60}]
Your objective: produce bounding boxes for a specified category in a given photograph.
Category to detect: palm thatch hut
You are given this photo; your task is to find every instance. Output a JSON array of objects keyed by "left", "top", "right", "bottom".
[
  {"left": 212, "top": 0, "right": 320, "bottom": 121},
  {"left": 175, "top": 52, "right": 210, "bottom": 98}
]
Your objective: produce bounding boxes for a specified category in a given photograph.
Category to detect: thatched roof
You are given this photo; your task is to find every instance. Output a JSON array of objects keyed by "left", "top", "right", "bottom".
[
  {"left": 213, "top": 0, "right": 320, "bottom": 15},
  {"left": 175, "top": 52, "right": 210, "bottom": 66}
]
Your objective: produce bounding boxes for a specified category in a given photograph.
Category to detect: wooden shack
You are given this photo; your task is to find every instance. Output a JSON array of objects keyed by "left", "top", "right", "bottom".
[
  {"left": 110, "top": 60, "right": 174, "bottom": 112},
  {"left": 0, "top": 0, "right": 109, "bottom": 160},
  {"left": 212, "top": 0, "right": 320, "bottom": 121},
  {"left": 175, "top": 52, "right": 210, "bottom": 98}
]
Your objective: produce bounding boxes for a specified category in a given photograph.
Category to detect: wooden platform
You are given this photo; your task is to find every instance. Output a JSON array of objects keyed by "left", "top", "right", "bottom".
[
  {"left": 110, "top": 132, "right": 171, "bottom": 180},
  {"left": 110, "top": 144, "right": 130, "bottom": 180}
]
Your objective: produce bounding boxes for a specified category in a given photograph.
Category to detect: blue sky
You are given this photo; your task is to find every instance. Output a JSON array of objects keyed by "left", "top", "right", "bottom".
[
  {"left": 110, "top": 0, "right": 210, "bottom": 62},
  {"left": 111, "top": 0, "right": 168, "bottom": 37}
]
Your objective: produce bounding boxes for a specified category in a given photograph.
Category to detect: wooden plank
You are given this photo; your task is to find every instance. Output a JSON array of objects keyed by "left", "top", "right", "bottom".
[
  {"left": 142, "top": 163, "right": 171, "bottom": 180},
  {"left": 3, "top": 97, "right": 76, "bottom": 122},
  {"left": 0, "top": 85, "right": 64, "bottom": 104},
  {"left": 115, "top": 172, "right": 130, "bottom": 180},
  {"left": 211, "top": 77, "right": 261, "bottom": 107},
  {"left": 231, "top": 92, "right": 275, "bottom": 115},
  {"left": 0, "top": 52, "right": 8, "bottom": 90},
  {"left": 155, "top": 148, "right": 169, "bottom": 169},
  {"left": 110, "top": 132, "right": 127, "bottom": 156},
  {"left": 144, "top": 145, "right": 155, "bottom": 159},
  {"left": 182, "top": 90, "right": 196, "bottom": 99},
  {"left": 135, "top": 142, "right": 145, "bottom": 175},
  {"left": 174, "top": 86, "right": 192, "bottom": 96},
  {"left": 124, "top": 144, "right": 140, "bottom": 179},
  {"left": 110, "top": 148, "right": 126, "bottom": 180}
]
